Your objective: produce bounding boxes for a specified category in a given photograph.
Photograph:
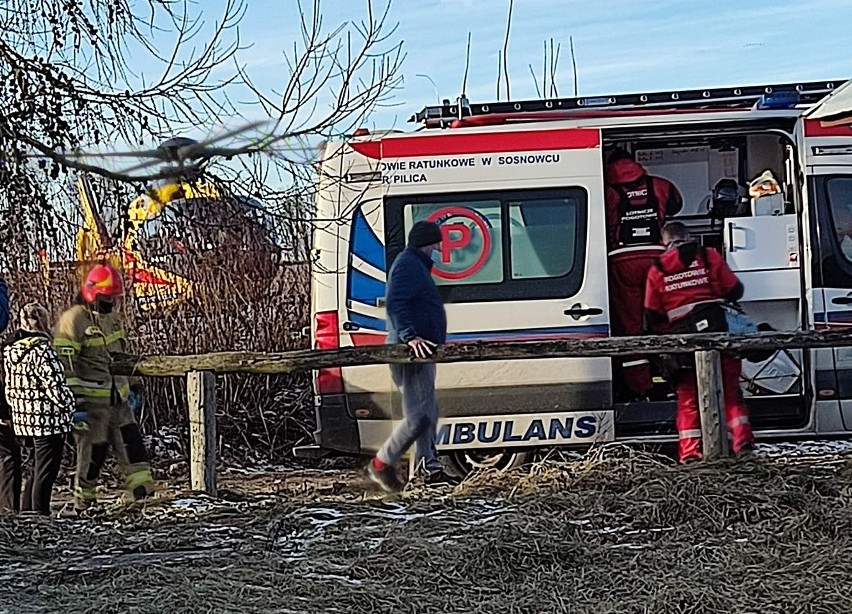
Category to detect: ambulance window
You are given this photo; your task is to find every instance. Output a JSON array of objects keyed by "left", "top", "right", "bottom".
[
  {"left": 509, "top": 198, "right": 578, "bottom": 279},
  {"left": 385, "top": 187, "right": 588, "bottom": 303},
  {"left": 827, "top": 178, "right": 852, "bottom": 261},
  {"left": 403, "top": 201, "right": 504, "bottom": 286}
]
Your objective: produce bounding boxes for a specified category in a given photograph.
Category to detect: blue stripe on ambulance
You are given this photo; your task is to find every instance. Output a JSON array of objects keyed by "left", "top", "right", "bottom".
[
  {"left": 814, "top": 310, "right": 852, "bottom": 324},
  {"left": 348, "top": 268, "right": 386, "bottom": 307},
  {"left": 350, "top": 208, "right": 386, "bottom": 271},
  {"left": 347, "top": 310, "right": 388, "bottom": 332},
  {"left": 345, "top": 309, "right": 608, "bottom": 339}
]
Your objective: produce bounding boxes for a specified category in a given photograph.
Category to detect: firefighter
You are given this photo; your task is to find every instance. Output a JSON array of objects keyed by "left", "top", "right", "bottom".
[
  {"left": 644, "top": 221, "right": 755, "bottom": 463},
  {"left": 55, "top": 264, "right": 155, "bottom": 508},
  {"left": 605, "top": 148, "right": 683, "bottom": 401}
]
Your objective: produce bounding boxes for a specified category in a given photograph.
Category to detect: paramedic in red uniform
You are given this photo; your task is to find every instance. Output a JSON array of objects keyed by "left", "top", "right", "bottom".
[
  {"left": 644, "top": 221, "right": 755, "bottom": 463},
  {"left": 605, "top": 148, "right": 684, "bottom": 401}
]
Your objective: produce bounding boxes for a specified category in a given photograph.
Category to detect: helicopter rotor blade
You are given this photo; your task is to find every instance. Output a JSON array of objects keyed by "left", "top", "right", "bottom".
[
  {"left": 190, "top": 120, "right": 269, "bottom": 152},
  {"left": 114, "top": 156, "right": 182, "bottom": 175},
  {"left": 186, "top": 143, "right": 263, "bottom": 159},
  {"left": 20, "top": 148, "right": 168, "bottom": 161},
  {"left": 58, "top": 148, "right": 168, "bottom": 160}
]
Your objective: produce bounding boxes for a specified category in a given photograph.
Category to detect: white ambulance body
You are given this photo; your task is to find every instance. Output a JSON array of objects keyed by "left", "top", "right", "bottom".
[{"left": 299, "top": 79, "right": 852, "bottom": 472}]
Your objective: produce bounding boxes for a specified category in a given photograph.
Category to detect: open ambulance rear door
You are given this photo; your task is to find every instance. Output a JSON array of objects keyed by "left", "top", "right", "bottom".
[{"left": 799, "top": 79, "right": 852, "bottom": 431}]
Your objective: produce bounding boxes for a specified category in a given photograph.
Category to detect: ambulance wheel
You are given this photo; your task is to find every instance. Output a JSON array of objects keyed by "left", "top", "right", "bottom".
[{"left": 444, "top": 449, "right": 531, "bottom": 476}]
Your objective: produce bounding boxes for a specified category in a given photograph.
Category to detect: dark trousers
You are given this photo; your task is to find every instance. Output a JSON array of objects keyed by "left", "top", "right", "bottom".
[
  {"left": 20, "top": 434, "right": 65, "bottom": 515},
  {"left": 0, "top": 423, "right": 22, "bottom": 513},
  {"left": 378, "top": 363, "right": 442, "bottom": 474}
]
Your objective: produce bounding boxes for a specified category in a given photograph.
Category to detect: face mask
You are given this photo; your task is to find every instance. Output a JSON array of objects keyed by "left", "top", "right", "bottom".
[
  {"left": 430, "top": 249, "right": 443, "bottom": 264},
  {"left": 94, "top": 296, "right": 115, "bottom": 314}
]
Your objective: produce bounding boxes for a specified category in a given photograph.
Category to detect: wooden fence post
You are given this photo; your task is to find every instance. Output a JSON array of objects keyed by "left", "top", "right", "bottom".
[
  {"left": 695, "top": 350, "right": 729, "bottom": 460},
  {"left": 187, "top": 370, "right": 217, "bottom": 497}
]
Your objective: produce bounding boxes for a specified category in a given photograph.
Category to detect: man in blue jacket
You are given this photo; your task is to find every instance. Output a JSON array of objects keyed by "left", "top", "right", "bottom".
[
  {"left": 367, "top": 221, "right": 460, "bottom": 492},
  {"left": 0, "top": 274, "right": 21, "bottom": 512},
  {"left": 0, "top": 276, "right": 8, "bottom": 332}
]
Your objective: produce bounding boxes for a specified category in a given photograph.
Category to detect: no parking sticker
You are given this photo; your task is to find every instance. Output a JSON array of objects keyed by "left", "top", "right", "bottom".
[{"left": 426, "top": 206, "right": 493, "bottom": 280}]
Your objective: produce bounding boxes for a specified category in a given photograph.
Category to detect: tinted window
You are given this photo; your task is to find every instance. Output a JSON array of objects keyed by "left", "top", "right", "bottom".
[
  {"left": 827, "top": 178, "right": 852, "bottom": 262},
  {"left": 509, "top": 198, "right": 578, "bottom": 279},
  {"left": 404, "top": 200, "right": 504, "bottom": 286},
  {"left": 385, "top": 188, "right": 587, "bottom": 303}
]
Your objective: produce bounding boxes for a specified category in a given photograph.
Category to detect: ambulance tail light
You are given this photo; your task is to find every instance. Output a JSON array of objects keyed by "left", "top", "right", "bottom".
[{"left": 314, "top": 310, "right": 344, "bottom": 394}]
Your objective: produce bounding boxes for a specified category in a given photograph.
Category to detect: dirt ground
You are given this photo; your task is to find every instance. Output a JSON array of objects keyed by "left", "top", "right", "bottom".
[{"left": 3, "top": 442, "right": 852, "bottom": 614}]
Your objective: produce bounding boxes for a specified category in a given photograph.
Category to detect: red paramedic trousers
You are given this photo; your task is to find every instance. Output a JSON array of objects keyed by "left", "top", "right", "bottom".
[
  {"left": 676, "top": 354, "right": 754, "bottom": 463},
  {"left": 608, "top": 250, "right": 659, "bottom": 396}
]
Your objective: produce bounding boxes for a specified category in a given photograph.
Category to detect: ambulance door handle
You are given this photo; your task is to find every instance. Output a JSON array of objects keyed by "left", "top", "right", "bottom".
[
  {"left": 564, "top": 306, "right": 603, "bottom": 319},
  {"left": 831, "top": 296, "right": 852, "bottom": 305},
  {"left": 728, "top": 222, "right": 736, "bottom": 252}
]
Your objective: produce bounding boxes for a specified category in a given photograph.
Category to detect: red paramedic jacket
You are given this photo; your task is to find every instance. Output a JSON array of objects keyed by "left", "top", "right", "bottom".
[
  {"left": 605, "top": 157, "right": 683, "bottom": 255},
  {"left": 644, "top": 241, "right": 742, "bottom": 325}
]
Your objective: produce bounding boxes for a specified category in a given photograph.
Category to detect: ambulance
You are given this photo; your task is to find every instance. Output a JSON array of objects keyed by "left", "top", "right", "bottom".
[{"left": 296, "top": 79, "right": 852, "bottom": 473}]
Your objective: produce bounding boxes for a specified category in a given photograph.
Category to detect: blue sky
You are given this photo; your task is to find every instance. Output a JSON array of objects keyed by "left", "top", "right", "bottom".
[{"left": 232, "top": 0, "right": 852, "bottom": 133}]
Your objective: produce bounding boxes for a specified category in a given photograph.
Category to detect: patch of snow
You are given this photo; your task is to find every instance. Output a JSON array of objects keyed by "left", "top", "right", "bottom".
[
  {"left": 754, "top": 439, "right": 852, "bottom": 459},
  {"left": 302, "top": 572, "right": 363, "bottom": 587}
]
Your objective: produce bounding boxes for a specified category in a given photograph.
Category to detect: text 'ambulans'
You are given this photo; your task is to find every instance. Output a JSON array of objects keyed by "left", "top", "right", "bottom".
[{"left": 435, "top": 414, "right": 599, "bottom": 448}]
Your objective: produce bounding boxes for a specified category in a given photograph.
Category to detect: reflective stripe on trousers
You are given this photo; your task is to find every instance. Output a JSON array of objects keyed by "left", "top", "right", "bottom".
[
  {"left": 73, "top": 485, "right": 97, "bottom": 502},
  {"left": 126, "top": 468, "right": 154, "bottom": 490},
  {"left": 728, "top": 415, "right": 750, "bottom": 427}
]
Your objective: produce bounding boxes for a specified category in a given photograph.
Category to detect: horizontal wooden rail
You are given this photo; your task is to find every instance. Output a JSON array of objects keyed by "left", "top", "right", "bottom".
[
  {"left": 146, "top": 329, "right": 852, "bottom": 494},
  {"left": 114, "top": 329, "right": 852, "bottom": 377}
]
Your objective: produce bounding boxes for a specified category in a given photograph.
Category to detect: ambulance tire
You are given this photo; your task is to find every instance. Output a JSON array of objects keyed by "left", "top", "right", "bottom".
[{"left": 444, "top": 449, "right": 531, "bottom": 477}]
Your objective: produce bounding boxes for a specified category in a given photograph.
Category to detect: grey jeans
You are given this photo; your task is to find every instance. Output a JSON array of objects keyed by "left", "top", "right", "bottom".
[{"left": 377, "top": 363, "right": 442, "bottom": 473}]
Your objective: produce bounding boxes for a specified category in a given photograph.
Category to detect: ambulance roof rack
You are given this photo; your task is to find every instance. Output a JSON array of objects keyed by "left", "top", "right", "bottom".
[{"left": 409, "top": 80, "right": 845, "bottom": 128}]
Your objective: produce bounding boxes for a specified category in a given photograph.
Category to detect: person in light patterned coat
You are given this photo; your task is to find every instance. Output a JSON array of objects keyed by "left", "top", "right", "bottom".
[{"left": 2, "top": 303, "right": 74, "bottom": 515}]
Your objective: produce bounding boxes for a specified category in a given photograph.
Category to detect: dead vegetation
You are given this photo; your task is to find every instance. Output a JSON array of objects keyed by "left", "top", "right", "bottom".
[
  {"left": 2, "top": 0, "right": 405, "bottom": 467},
  {"left": 2, "top": 444, "right": 852, "bottom": 613}
]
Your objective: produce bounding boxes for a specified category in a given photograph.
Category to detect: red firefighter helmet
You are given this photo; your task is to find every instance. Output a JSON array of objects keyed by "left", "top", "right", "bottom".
[{"left": 81, "top": 264, "right": 125, "bottom": 304}]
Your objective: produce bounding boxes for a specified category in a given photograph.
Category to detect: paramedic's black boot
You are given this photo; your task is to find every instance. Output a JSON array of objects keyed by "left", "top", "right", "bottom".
[
  {"left": 367, "top": 459, "right": 404, "bottom": 493},
  {"left": 423, "top": 470, "right": 462, "bottom": 487}
]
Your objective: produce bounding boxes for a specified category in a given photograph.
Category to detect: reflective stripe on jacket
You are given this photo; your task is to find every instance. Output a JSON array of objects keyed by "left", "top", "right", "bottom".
[{"left": 54, "top": 305, "right": 132, "bottom": 406}]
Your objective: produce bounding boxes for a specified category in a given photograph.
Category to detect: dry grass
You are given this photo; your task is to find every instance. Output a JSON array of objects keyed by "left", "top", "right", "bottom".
[{"left": 3, "top": 444, "right": 852, "bottom": 613}]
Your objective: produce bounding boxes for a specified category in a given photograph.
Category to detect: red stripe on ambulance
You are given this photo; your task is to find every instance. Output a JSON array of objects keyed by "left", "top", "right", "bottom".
[{"left": 349, "top": 128, "right": 600, "bottom": 159}]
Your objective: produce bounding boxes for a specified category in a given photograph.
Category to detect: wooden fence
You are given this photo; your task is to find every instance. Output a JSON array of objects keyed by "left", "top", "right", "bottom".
[{"left": 116, "top": 329, "right": 852, "bottom": 496}]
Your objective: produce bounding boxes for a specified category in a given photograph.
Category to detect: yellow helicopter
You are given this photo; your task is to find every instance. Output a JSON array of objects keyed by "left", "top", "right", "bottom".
[
  {"left": 67, "top": 127, "right": 283, "bottom": 311},
  {"left": 75, "top": 175, "right": 207, "bottom": 311}
]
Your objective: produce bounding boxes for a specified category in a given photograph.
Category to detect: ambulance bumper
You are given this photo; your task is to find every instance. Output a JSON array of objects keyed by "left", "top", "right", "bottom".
[{"left": 300, "top": 394, "right": 361, "bottom": 456}]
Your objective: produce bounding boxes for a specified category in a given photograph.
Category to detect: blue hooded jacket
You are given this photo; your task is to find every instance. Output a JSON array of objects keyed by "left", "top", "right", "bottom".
[
  {"left": 385, "top": 247, "right": 447, "bottom": 345},
  {"left": 0, "top": 276, "right": 9, "bottom": 421},
  {"left": 0, "top": 276, "right": 8, "bottom": 334}
]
